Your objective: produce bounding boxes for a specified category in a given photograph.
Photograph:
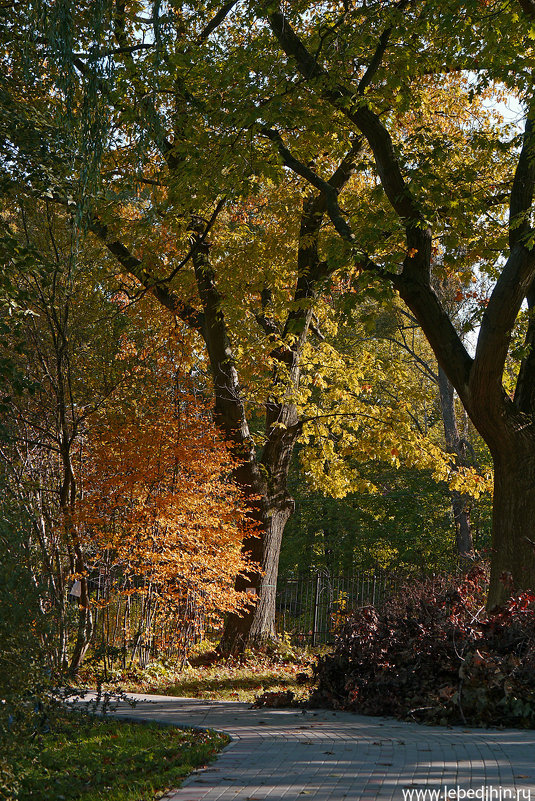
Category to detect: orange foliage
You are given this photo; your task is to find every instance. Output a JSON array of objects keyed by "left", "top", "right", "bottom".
[{"left": 78, "top": 336, "right": 258, "bottom": 656}]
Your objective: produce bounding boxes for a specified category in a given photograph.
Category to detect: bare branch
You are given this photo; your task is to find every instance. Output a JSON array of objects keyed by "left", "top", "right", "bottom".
[{"left": 72, "top": 43, "right": 155, "bottom": 59}]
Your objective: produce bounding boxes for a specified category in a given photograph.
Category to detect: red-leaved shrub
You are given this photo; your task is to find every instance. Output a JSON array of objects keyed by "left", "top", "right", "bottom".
[{"left": 310, "top": 567, "right": 535, "bottom": 727}]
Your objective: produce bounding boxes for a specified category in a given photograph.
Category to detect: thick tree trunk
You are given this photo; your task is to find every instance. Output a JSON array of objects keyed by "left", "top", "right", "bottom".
[
  {"left": 218, "top": 390, "right": 302, "bottom": 652},
  {"left": 58, "top": 438, "right": 93, "bottom": 675},
  {"left": 487, "top": 451, "right": 535, "bottom": 608},
  {"left": 191, "top": 224, "right": 302, "bottom": 652},
  {"left": 188, "top": 180, "right": 352, "bottom": 653},
  {"left": 69, "top": 573, "right": 93, "bottom": 674},
  {"left": 218, "top": 500, "right": 293, "bottom": 652},
  {"left": 437, "top": 366, "right": 474, "bottom": 566}
]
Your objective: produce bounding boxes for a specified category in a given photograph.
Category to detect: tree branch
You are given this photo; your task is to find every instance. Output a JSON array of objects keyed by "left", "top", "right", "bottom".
[
  {"left": 73, "top": 43, "right": 155, "bottom": 59},
  {"left": 265, "top": 7, "right": 430, "bottom": 278},
  {"left": 88, "top": 215, "right": 204, "bottom": 331},
  {"left": 260, "top": 126, "right": 359, "bottom": 244},
  {"left": 474, "top": 108, "right": 535, "bottom": 400},
  {"left": 197, "top": 1, "right": 239, "bottom": 44},
  {"left": 265, "top": 5, "right": 474, "bottom": 398},
  {"left": 357, "top": 0, "right": 410, "bottom": 94},
  {"left": 159, "top": 197, "right": 227, "bottom": 283}
]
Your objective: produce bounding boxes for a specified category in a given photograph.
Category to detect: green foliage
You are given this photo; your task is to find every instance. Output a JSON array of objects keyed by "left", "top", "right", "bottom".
[
  {"left": 281, "top": 460, "right": 492, "bottom": 576},
  {"left": 0, "top": 234, "right": 38, "bottom": 431},
  {"left": 3, "top": 0, "right": 532, "bottom": 642},
  {"left": 0, "top": 483, "right": 57, "bottom": 761},
  {"left": 0, "top": 498, "right": 44, "bottom": 693}
]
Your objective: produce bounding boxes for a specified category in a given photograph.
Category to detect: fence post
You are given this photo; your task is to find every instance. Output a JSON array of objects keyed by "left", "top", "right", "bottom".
[{"left": 312, "top": 572, "right": 321, "bottom": 647}]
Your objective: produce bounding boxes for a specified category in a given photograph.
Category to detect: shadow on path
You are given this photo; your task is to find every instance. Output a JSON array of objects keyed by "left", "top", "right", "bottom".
[{"left": 91, "top": 694, "right": 535, "bottom": 801}]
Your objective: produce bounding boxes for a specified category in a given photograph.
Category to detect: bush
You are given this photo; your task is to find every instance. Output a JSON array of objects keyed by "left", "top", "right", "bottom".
[
  {"left": 0, "top": 495, "right": 53, "bottom": 706},
  {"left": 0, "top": 493, "right": 58, "bottom": 799},
  {"left": 310, "top": 567, "right": 535, "bottom": 727}
]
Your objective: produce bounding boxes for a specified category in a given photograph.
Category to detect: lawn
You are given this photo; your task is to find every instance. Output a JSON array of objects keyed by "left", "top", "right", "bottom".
[
  {"left": 161, "top": 653, "right": 312, "bottom": 703},
  {"left": 3, "top": 710, "right": 229, "bottom": 801}
]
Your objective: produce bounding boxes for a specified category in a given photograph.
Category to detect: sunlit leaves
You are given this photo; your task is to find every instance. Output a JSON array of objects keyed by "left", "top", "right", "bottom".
[{"left": 78, "top": 336, "right": 259, "bottom": 647}]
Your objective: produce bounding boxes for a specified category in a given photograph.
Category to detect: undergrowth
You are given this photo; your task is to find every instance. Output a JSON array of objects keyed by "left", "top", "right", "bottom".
[
  {"left": 78, "top": 638, "right": 315, "bottom": 704},
  {"left": 310, "top": 566, "right": 535, "bottom": 727}
]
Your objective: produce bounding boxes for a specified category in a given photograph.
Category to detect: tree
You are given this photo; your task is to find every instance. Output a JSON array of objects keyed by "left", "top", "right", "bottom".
[
  {"left": 235, "top": 0, "right": 535, "bottom": 607},
  {"left": 1, "top": 0, "right": 512, "bottom": 644},
  {"left": 362, "top": 301, "right": 480, "bottom": 564},
  {"left": 79, "top": 335, "right": 256, "bottom": 663},
  {"left": 1, "top": 0, "right": 351, "bottom": 650},
  {"left": 280, "top": 461, "right": 488, "bottom": 577},
  {"left": 283, "top": 294, "right": 491, "bottom": 573},
  {"left": 0, "top": 194, "right": 255, "bottom": 667},
  {"left": 0, "top": 198, "right": 147, "bottom": 670}
]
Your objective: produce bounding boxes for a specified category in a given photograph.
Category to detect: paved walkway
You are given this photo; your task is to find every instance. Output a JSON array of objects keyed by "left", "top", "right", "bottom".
[{"left": 102, "top": 694, "right": 535, "bottom": 801}]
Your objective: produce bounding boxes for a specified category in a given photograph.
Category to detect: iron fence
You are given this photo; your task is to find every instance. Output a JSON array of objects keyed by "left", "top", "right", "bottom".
[{"left": 275, "top": 570, "right": 403, "bottom": 645}]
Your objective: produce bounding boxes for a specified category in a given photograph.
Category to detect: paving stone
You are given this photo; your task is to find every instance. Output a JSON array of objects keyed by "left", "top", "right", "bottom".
[{"left": 92, "top": 694, "right": 535, "bottom": 801}]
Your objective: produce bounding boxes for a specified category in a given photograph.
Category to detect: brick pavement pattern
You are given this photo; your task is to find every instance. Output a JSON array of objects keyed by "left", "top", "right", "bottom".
[{"left": 108, "top": 694, "right": 535, "bottom": 801}]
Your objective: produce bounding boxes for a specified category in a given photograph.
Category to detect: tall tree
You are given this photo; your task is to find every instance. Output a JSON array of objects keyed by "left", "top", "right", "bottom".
[
  {"left": 1, "top": 0, "right": 508, "bottom": 646},
  {"left": 0, "top": 199, "right": 144, "bottom": 670},
  {"left": 3, "top": 0, "right": 375, "bottom": 648},
  {"left": 256, "top": 0, "right": 535, "bottom": 606}
]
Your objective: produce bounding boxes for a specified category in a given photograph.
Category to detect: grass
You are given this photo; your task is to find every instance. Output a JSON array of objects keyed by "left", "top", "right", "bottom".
[
  {"left": 78, "top": 641, "right": 317, "bottom": 705},
  {"left": 160, "top": 653, "right": 312, "bottom": 703},
  {"left": 3, "top": 710, "right": 229, "bottom": 801}
]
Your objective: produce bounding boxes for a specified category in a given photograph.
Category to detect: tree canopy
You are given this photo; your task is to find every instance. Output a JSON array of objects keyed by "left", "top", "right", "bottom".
[{"left": 2, "top": 0, "right": 535, "bottom": 657}]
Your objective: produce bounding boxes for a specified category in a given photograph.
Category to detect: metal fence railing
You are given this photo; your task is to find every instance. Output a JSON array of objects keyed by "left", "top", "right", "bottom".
[{"left": 275, "top": 570, "right": 403, "bottom": 646}]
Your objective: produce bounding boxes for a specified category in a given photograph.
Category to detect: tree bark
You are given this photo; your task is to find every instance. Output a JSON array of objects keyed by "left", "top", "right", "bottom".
[
  {"left": 69, "top": 541, "right": 93, "bottom": 674},
  {"left": 189, "top": 218, "right": 303, "bottom": 651},
  {"left": 488, "top": 447, "right": 535, "bottom": 608},
  {"left": 58, "top": 441, "right": 93, "bottom": 675},
  {"left": 218, "top": 500, "right": 293, "bottom": 651}
]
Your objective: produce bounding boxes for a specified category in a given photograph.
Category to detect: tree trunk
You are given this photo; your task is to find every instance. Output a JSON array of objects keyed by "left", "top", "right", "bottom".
[
  {"left": 94, "top": 140, "right": 360, "bottom": 652},
  {"left": 218, "top": 500, "right": 293, "bottom": 652},
  {"left": 188, "top": 181, "right": 348, "bottom": 653},
  {"left": 450, "top": 491, "right": 473, "bottom": 566},
  {"left": 487, "top": 450, "right": 535, "bottom": 608},
  {"left": 191, "top": 225, "right": 301, "bottom": 652},
  {"left": 69, "top": 540, "right": 93, "bottom": 674},
  {"left": 218, "top": 387, "right": 302, "bottom": 653},
  {"left": 58, "top": 437, "right": 93, "bottom": 675},
  {"left": 437, "top": 366, "right": 474, "bottom": 566},
  {"left": 264, "top": 9, "right": 535, "bottom": 613}
]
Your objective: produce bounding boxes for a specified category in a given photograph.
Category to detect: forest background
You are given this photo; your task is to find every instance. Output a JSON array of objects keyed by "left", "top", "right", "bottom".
[{"left": 2, "top": 0, "right": 535, "bottom": 696}]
